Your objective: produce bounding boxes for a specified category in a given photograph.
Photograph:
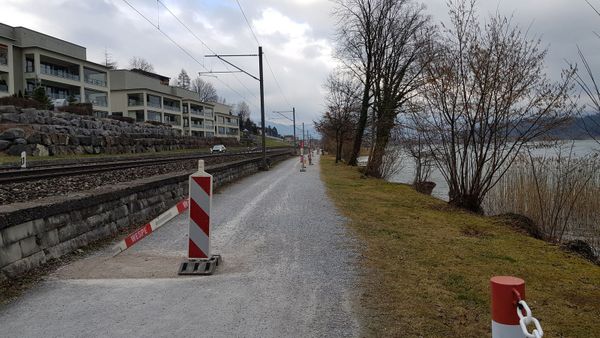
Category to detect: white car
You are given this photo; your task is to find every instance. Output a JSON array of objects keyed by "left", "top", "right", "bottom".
[{"left": 210, "top": 144, "right": 226, "bottom": 153}]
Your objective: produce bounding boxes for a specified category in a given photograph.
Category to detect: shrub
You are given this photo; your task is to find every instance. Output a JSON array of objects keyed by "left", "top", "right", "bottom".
[
  {"left": 107, "top": 115, "right": 135, "bottom": 124},
  {"left": 0, "top": 96, "right": 44, "bottom": 109},
  {"left": 57, "top": 103, "right": 93, "bottom": 116}
]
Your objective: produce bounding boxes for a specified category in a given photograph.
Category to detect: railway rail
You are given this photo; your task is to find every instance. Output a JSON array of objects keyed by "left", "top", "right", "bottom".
[{"left": 0, "top": 148, "right": 292, "bottom": 184}]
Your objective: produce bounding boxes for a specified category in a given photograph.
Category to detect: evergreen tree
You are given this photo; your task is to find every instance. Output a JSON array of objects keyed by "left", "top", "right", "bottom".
[
  {"left": 177, "top": 69, "right": 191, "bottom": 89},
  {"left": 32, "top": 86, "right": 50, "bottom": 109}
]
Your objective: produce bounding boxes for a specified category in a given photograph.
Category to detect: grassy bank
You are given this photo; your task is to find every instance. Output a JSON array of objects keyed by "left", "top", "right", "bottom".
[{"left": 320, "top": 157, "right": 600, "bottom": 337}]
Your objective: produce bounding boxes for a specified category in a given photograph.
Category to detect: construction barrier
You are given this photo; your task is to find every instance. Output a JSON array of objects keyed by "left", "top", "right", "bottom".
[
  {"left": 491, "top": 276, "right": 544, "bottom": 338},
  {"left": 179, "top": 160, "right": 221, "bottom": 275},
  {"left": 113, "top": 199, "right": 189, "bottom": 255}
]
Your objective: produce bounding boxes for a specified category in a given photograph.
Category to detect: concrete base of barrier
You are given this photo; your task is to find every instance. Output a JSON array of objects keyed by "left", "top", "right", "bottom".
[{"left": 177, "top": 255, "right": 221, "bottom": 276}]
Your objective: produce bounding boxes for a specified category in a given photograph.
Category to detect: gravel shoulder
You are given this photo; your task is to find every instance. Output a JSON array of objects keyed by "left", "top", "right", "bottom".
[{"left": 0, "top": 154, "right": 361, "bottom": 337}]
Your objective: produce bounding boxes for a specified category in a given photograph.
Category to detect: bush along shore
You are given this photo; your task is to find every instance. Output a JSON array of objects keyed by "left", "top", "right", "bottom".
[{"left": 321, "top": 157, "right": 600, "bottom": 337}]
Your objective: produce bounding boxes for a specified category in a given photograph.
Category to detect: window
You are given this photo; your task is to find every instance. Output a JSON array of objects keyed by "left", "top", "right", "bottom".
[
  {"left": 147, "top": 94, "right": 161, "bottom": 108},
  {"left": 0, "top": 44, "right": 7, "bottom": 66},
  {"left": 93, "top": 111, "right": 109, "bottom": 118},
  {"left": 85, "top": 88, "right": 108, "bottom": 107},
  {"left": 25, "top": 55, "right": 34, "bottom": 73},
  {"left": 147, "top": 110, "right": 161, "bottom": 122},
  {"left": 84, "top": 68, "right": 107, "bottom": 87},
  {"left": 128, "top": 93, "right": 144, "bottom": 106},
  {"left": 128, "top": 110, "right": 144, "bottom": 122}
]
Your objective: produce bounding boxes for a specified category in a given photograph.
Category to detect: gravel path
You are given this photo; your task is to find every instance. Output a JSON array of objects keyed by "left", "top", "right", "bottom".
[
  {"left": 0, "top": 154, "right": 256, "bottom": 205},
  {"left": 0, "top": 154, "right": 361, "bottom": 337}
]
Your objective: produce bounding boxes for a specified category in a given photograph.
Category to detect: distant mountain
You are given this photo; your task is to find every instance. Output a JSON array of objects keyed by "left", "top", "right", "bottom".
[
  {"left": 545, "top": 114, "right": 600, "bottom": 140},
  {"left": 265, "top": 121, "right": 318, "bottom": 139}
]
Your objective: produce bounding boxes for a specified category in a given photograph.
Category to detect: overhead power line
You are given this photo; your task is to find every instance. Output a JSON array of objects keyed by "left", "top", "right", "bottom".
[
  {"left": 234, "top": 0, "right": 292, "bottom": 108},
  {"left": 121, "top": 0, "right": 257, "bottom": 110},
  {"left": 157, "top": 0, "right": 260, "bottom": 105}
]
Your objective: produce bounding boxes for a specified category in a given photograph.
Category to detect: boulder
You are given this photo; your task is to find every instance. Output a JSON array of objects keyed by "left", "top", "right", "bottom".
[
  {"left": 32, "top": 144, "right": 49, "bottom": 157},
  {"left": 0, "top": 128, "right": 25, "bottom": 140},
  {"left": 0, "top": 139, "right": 11, "bottom": 151},
  {"left": 13, "top": 138, "right": 27, "bottom": 145},
  {"left": 0, "top": 113, "right": 20, "bottom": 123},
  {"left": 0, "top": 105, "right": 17, "bottom": 114}
]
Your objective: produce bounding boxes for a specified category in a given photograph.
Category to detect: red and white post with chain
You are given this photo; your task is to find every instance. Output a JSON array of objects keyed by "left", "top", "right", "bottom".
[
  {"left": 490, "top": 276, "right": 544, "bottom": 338},
  {"left": 178, "top": 159, "right": 221, "bottom": 275}
]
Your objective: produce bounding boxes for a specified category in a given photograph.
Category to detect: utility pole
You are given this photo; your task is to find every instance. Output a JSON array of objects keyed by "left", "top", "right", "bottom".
[
  {"left": 202, "top": 46, "right": 267, "bottom": 169},
  {"left": 271, "top": 108, "right": 297, "bottom": 154},
  {"left": 302, "top": 122, "right": 305, "bottom": 152},
  {"left": 258, "top": 46, "right": 266, "bottom": 168}
]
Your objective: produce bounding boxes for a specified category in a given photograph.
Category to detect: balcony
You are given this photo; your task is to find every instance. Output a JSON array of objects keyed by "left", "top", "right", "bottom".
[
  {"left": 164, "top": 104, "right": 180, "bottom": 112},
  {"left": 84, "top": 68, "right": 107, "bottom": 87},
  {"left": 40, "top": 63, "right": 80, "bottom": 81},
  {"left": 85, "top": 78, "right": 107, "bottom": 87},
  {"left": 190, "top": 108, "right": 203, "bottom": 116},
  {"left": 85, "top": 89, "right": 108, "bottom": 107}
]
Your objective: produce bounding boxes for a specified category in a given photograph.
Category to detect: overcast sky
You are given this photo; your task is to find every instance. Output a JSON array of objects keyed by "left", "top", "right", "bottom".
[{"left": 2, "top": 0, "right": 600, "bottom": 131}]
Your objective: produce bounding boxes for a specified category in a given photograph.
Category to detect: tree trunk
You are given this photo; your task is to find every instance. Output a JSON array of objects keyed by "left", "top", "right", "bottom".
[
  {"left": 348, "top": 77, "right": 371, "bottom": 166},
  {"left": 335, "top": 132, "right": 341, "bottom": 163},
  {"left": 449, "top": 193, "right": 483, "bottom": 214},
  {"left": 365, "top": 118, "right": 392, "bottom": 178}
]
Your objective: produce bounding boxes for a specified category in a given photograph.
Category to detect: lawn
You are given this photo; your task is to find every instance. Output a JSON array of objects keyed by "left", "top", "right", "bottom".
[
  {"left": 320, "top": 157, "right": 600, "bottom": 337},
  {"left": 0, "top": 146, "right": 252, "bottom": 164}
]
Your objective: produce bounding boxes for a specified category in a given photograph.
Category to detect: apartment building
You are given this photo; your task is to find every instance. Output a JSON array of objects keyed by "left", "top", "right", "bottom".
[
  {"left": 213, "top": 102, "right": 240, "bottom": 140},
  {"left": 109, "top": 69, "right": 185, "bottom": 131},
  {"left": 174, "top": 87, "right": 216, "bottom": 138},
  {"left": 0, "top": 23, "right": 110, "bottom": 115},
  {"left": 0, "top": 23, "right": 240, "bottom": 140}
]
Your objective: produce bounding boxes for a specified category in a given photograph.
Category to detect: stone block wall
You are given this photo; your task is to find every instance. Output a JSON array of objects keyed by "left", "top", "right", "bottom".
[
  {"left": 0, "top": 152, "right": 290, "bottom": 280},
  {"left": 0, "top": 105, "right": 239, "bottom": 156}
]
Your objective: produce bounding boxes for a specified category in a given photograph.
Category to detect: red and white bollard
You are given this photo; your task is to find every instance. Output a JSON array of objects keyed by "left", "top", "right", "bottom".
[
  {"left": 491, "top": 276, "right": 543, "bottom": 338},
  {"left": 178, "top": 160, "right": 221, "bottom": 275}
]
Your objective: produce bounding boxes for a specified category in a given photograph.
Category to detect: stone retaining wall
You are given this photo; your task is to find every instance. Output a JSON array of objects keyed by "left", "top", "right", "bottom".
[
  {"left": 0, "top": 152, "right": 290, "bottom": 280},
  {"left": 0, "top": 106, "right": 239, "bottom": 156}
]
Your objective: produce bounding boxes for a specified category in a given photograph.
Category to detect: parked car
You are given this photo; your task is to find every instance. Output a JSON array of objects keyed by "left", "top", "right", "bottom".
[{"left": 210, "top": 144, "right": 226, "bottom": 153}]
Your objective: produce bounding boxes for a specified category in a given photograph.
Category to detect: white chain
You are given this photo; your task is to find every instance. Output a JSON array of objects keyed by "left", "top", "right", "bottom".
[{"left": 516, "top": 300, "right": 544, "bottom": 338}]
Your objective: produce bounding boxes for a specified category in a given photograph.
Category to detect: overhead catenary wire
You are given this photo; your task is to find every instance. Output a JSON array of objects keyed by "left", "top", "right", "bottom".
[
  {"left": 234, "top": 0, "right": 292, "bottom": 108},
  {"left": 157, "top": 0, "right": 260, "bottom": 106},
  {"left": 121, "top": 0, "right": 258, "bottom": 111}
]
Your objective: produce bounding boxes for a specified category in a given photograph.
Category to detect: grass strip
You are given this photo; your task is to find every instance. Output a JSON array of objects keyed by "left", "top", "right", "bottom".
[{"left": 320, "top": 156, "right": 600, "bottom": 337}]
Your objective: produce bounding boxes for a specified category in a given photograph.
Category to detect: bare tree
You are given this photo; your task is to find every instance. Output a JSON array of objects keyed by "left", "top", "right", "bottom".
[
  {"left": 415, "top": 0, "right": 576, "bottom": 212},
  {"left": 574, "top": 0, "right": 600, "bottom": 145},
  {"left": 315, "top": 71, "right": 361, "bottom": 163},
  {"left": 177, "top": 69, "right": 191, "bottom": 89},
  {"left": 104, "top": 48, "right": 118, "bottom": 69},
  {"left": 236, "top": 101, "right": 250, "bottom": 122},
  {"left": 333, "top": 0, "right": 389, "bottom": 166},
  {"left": 191, "top": 77, "right": 219, "bottom": 102},
  {"left": 364, "top": 0, "right": 431, "bottom": 178},
  {"left": 129, "top": 56, "right": 154, "bottom": 72}
]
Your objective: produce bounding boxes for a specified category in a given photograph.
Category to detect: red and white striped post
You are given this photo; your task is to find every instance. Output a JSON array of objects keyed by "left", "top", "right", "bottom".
[
  {"left": 178, "top": 160, "right": 220, "bottom": 275},
  {"left": 491, "top": 276, "right": 525, "bottom": 337},
  {"left": 491, "top": 276, "right": 543, "bottom": 338}
]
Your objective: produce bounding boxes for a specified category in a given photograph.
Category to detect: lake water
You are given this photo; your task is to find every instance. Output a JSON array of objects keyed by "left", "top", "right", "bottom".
[{"left": 378, "top": 139, "right": 600, "bottom": 201}]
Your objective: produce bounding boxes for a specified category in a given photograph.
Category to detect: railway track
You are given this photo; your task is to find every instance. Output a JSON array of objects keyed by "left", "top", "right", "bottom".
[{"left": 0, "top": 148, "right": 292, "bottom": 184}]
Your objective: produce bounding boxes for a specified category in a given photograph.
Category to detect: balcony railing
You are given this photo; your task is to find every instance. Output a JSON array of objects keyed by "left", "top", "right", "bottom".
[
  {"left": 191, "top": 109, "right": 203, "bottom": 115},
  {"left": 85, "top": 78, "right": 107, "bottom": 87},
  {"left": 147, "top": 101, "right": 161, "bottom": 108},
  {"left": 128, "top": 99, "right": 143, "bottom": 106},
  {"left": 164, "top": 104, "right": 180, "bottom": 112},
  {"left": 41, "top": 64, "right": 80, "bottom": 81},
  {"left": 48, "top": 93, "right": 81, "bottom": 102},
  {"left": 87, "top": 97, "right": 108, "bottom": 107},
  {"left": 164, "top": 120, "right": 180, "bottom": 126},
  {"left": 0, "top": 56, "right": 7, "bottom": 66}
]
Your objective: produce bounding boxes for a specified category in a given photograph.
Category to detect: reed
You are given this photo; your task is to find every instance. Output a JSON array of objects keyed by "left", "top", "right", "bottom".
[{"left": 483, "top": 146, "right": 600, "bottom": 253}]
